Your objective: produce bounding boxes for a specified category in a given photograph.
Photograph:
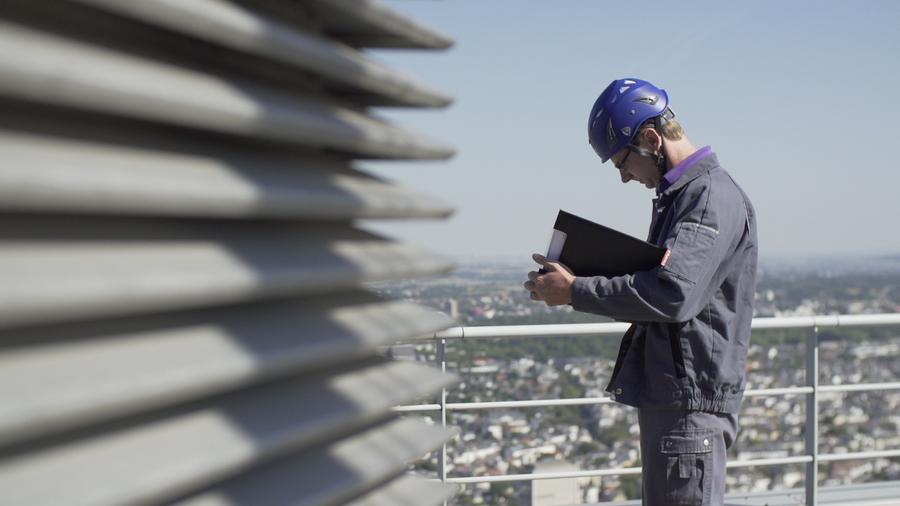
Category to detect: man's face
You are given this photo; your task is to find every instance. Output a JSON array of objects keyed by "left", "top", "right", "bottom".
[{"left": 610, "top": 134, "right": 662, "bottom": 189}]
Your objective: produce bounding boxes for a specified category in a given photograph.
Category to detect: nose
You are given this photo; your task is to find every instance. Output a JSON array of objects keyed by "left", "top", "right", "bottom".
[{"left": 619, "top": 168, "right": 632, "bottom": 184}]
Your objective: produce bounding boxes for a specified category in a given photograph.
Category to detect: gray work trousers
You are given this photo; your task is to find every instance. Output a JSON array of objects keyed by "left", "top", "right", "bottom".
[{"left": 637, "top": 407, "right": 738, "bottom": 505}]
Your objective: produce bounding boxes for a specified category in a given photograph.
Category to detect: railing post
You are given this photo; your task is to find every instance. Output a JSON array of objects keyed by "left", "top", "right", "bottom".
[
  {"left": 805, "top": 325, "right": 819, "bottom": 506},
  {"left": 437, "top": 337, "right": 449, "bottom": 505}
]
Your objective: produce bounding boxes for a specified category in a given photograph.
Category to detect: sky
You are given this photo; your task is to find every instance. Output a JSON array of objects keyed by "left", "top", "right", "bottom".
[{"left": 362, "top": 1, "right": 900, "bottom": 262}]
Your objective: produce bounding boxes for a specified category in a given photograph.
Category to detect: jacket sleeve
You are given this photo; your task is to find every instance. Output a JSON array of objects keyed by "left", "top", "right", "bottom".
[{"left": 571, "top": 178, "right": 738, "bottom": 323}]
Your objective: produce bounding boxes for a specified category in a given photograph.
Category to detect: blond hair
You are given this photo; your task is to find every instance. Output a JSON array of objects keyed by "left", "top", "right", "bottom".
[
  {"left": 659, "top": 119, "right": 684, "bottom": 141},
  {"left": 635, "top": 119, "right": 684, "bottom": 146}
]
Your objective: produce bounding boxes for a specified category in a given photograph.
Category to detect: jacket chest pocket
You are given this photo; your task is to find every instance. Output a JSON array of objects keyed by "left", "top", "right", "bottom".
[{"left": 660, "top": 429, "right": 714, "bottom": 505}]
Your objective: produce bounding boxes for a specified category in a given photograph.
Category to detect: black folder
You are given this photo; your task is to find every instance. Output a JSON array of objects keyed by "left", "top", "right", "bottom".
[{"left": 542, "top": 210, "right": 666, "bottom": 277}]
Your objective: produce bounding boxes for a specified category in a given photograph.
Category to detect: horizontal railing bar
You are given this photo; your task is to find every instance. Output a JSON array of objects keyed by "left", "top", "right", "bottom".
[
  {"left": 393, "top": 384, "right": 868, "bottom": 412},
  {"left": 818, "top": 449, "right": 900, "bottom": 462},
  {"left": 434, "top": 322, "right": 630, "bottom": 340},
  {"left": 446, "top": 397, "right": 614, "bottom": 410},
  {"left": 391, "top": 404, "right": 441, "bottom": 413},
  {"left": 818, "top": 382, "right": 900, "bottom": 393},
  {"left": 433, "top": 313, "right": 900, "bottom": 340},
  {"left": 393, "top": 382, "right": 900, "bottom": 413},
  {"left": 444, "top": 466, "right": 643, "bottom": 484},
  {"left": 439, "top": 387, "right": 814, "bottom": 411},
  {"left": 825, "top": 314, "right": 900, "bottom": 327},
  {"left": 726, "top": 456, "right": 814, "bottom": 468},
  {"left": 744, "top": 386, "right": 813, "bottom": 396}
]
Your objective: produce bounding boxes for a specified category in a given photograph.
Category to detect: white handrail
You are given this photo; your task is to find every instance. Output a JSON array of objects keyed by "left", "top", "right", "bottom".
[
  {"left": 433, "top": 313, "right": 900, "bottom": 339},
  {"left": 408, "top": 313, "right": 900, "bottom": 504}
]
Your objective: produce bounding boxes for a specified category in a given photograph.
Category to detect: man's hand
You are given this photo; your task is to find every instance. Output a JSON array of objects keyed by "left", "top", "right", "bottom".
[{"left": 523, "top": 253, "right": 576, "bottom": 306}]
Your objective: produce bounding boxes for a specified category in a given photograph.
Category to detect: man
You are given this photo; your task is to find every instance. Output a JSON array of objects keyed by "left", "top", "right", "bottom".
[{"left": 524, "top": 78, "right": 757, "bottom": 505}]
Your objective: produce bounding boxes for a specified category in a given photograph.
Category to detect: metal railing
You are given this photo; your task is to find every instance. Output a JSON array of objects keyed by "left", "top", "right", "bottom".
[{"left": 394, "top": 313, "right": 900, "bottom": 505}]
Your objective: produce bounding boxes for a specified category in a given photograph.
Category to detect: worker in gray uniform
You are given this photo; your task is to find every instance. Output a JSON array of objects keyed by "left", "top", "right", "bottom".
[{"left": 524, "top": 77, "right": 758, "bottom": 505}]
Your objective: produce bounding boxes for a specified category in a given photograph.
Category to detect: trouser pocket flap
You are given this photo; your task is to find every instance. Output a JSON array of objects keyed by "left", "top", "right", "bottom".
[
  {"left": 659, "top": 429, "right": 714, "bottom": 454},
  {"left": 660, "top": 429, "right": 714, "bottom": 479}
]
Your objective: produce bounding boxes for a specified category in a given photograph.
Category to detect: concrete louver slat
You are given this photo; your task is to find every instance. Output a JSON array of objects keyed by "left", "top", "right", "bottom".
[
  {"left": 171, "top": 418, "right": 455, "bottom": 506},
  {"left": 0, "top": 2, "right": 458, "bottom": 506},
  {"left": 0, "top": 292, "right": 453, "bottom": 448},
  {"left": 0, "top": 217, "right": 454, "bottom": 329},
  {"left": 0, "top": 361, "right": 457, "bottom": 506},
  {"left": 307, "top": 0, "right": 454, "bottom": 50},
  {"left": 0, "top": 21, "right": 454, "bottom": 160},
  {"left": 65, "top": 0, "right": 452, "bottom": 108},
  {"left": 344, "top": 474, "right": 459, "bottom": 506},
  {"left": 0, "top": 129, "right": 454, "bottom": 219}
]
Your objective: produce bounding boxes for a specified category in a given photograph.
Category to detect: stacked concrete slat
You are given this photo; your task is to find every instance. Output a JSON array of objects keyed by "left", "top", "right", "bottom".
[{"left": 0, "top": 1, "right": 457, "bottom": 505}]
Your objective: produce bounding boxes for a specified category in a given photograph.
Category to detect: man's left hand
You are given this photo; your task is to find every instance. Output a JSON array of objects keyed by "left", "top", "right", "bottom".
[{"left": 523, "top": 253, "right": 576, "bottom": 306}]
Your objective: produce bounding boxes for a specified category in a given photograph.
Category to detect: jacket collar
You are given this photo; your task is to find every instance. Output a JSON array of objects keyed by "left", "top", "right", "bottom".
[{"left": 658, "top": 152, "right": 719, "bottom": 198}]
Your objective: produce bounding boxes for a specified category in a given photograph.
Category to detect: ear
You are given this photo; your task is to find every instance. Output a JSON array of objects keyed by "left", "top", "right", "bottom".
[{"left": 645, "top": 128, "right": 663, "bottom": 152}]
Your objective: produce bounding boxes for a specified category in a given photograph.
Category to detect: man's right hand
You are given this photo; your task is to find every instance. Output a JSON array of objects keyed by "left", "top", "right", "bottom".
[{"left": 524, "top": 253, "right": 575, "bottom": 306}]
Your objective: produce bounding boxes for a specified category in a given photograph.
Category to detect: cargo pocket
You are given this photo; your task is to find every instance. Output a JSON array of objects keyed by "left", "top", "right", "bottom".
[
  {"left": 661, "top": 222, "right": 718, "bottom": 284},
  {"left": 659, "top": 429, "right": 714, "bottom": 505}
]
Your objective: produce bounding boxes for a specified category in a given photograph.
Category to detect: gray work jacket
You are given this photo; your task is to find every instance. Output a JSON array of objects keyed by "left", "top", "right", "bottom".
[{"left": 571, "top": 153, "right": 757, "bottom": 414}]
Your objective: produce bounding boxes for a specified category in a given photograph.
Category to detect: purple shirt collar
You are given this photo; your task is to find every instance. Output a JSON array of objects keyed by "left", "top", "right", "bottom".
[{"left": 659, "top": 145, "right": 713, "bottom": 192}]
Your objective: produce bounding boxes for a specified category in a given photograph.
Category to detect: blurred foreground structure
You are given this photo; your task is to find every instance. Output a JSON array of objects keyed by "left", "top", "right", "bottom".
[{"left": 0, "top": 1, "right": 459, "bottom": 505}]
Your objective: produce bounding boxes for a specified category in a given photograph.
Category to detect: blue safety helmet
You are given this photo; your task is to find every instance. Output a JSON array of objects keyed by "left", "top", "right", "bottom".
[{"left": 588, "top": 78, "right": 674, "bottom": 163}]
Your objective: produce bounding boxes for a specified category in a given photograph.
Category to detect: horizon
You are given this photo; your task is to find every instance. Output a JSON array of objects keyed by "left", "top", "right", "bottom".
[{"left": 415, "top": 251, "right": 900, "bottom": 279}]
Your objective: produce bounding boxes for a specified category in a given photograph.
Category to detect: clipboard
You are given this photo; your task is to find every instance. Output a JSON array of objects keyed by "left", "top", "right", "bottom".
[{"left": 540, "top": 210, "right": 666, "bottom": 277}]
